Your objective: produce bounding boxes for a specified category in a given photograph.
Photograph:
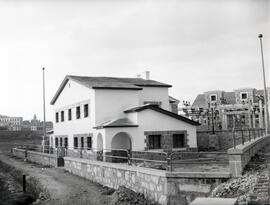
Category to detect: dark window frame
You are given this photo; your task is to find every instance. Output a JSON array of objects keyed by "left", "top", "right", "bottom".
[
  {"left": 173, "top": 134, "right": 185, "bottom": 148},
  {"left": 87, "top": 137, "right": 92, "bottom": 150},
  {"left": 84, "top": 104, "right": 89, "bottom": 118},
  {"left": 210, "top": 95, "right": 217, "bottom": 102},
  {"left": 68, "top": 109, "right": 72, "bottom": 121},
  {"left": 61, "top": 111, "right": 64, "bottom": 122},
  {"left": 55, "top": 138, "right": 59, "bottom": 147},
  {"left": 55, "top": 112, "right": 59, "bottom": 123},
  {"left": 64, "top": 137, "right": 68, "bottom": 148},
  {"left": 74, "top": 137, "right": 78, "bottom": 149},
  {"left": 76, "top": 106, "right": 81, "bottom": 119},
  {"left": 81, "top": 137, "right": 84, "bottom": 149},
  {"left": 60, "top": 138, "right": 63, "bottom": 147},
  {"left": 241, "top": 93, "right": 248, "bottom": 100},
  {"left": 148, "top": 135, "right": 161, "bottom": 149}
]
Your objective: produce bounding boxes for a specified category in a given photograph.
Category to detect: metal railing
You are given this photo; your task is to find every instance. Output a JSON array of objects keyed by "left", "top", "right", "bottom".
[{"left": 231, "top": 128, "right": 265, "bottom": 149}]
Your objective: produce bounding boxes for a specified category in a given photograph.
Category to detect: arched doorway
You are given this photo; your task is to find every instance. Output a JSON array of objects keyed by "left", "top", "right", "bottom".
[
  {"left": 110, "top": 132, "right": 132, "bottom": 163},
  {"left": 111, "top": 132, "right": 132, "bottom": 150}
]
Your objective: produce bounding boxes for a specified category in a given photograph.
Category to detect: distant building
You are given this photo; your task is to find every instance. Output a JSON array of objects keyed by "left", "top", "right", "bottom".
[
  {"left": 0, "top": 115, "right": 23, "bottom": 131},
  {"left": 181, "top": 88, "right": 270, "bottom": 130}
]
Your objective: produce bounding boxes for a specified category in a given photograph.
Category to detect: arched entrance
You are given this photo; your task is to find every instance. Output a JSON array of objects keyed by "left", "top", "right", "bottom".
[{"left": 111, "top": 132, "right": 132, "bottom": 151}]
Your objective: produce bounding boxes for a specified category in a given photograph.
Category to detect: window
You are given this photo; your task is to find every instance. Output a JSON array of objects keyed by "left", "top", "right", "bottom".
[
  {"left": 64, "top": 137, "right": 68, "bottom": 148},
  {"left": 76, "top": 106, "right": 81, "bottom": 119},
  {"left": 84, "top": 104, "right": 89, "bottom": 118},
  {"left": 55, "top": 138, "right": 59, "bottom": 147},
  {"left": 61, "top": 111, "right": 64, "bottom": 122},
  {"left": 68, "top": 109, "right": 72, "bottom": 121},
  {"left": 60, "top": 138, "right": 63, "bottom": 147},
  {"left": 241, "top": 92, "right": 248, "bottom": 100},
  {"left": 87, "top": 137, "right": 92, "bottom": 149},
  {"left": 55, "top": 112, "right": 59, "bottom": 123},
  {"left": 81, "top": 137, "right": 84, "bottom": 149},
  {"left": 148, "top": 135, "right": 161, "bottom": 149},
  {"left": 74, "top": 137, "right": 78, "bottom": 149},
  {"left": 210, "top": 95, "right": 217, "bottom": 102},
  {"left": 173, "top": 134, "right": 185, "bottom": 148}
]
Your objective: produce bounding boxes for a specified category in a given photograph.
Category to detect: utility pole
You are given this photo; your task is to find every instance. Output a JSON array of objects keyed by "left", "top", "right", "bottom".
[
  {"left": 42, "top": 68, "right": 46, "bottom": 152},
  {"left": 258, "top": 34, "right": 269, "bottom": 134}
]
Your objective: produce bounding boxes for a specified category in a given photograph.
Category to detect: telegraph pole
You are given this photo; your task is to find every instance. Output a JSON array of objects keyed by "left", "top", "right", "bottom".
[
  {"left": 258, "top": 34, "right": 269, "bottom": 134},
  {"left": 42, "top": 68, "right": 46, "bottom": 152}
]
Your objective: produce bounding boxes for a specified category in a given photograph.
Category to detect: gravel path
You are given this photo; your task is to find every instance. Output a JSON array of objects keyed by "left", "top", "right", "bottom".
[{"left": 0, "top": 154, "right": 114, "bottom": 205}]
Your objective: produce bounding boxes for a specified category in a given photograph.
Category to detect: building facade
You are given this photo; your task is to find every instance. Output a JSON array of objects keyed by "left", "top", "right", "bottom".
[
  {"left": 0, "top": 115, "right": 23, "bottom": 131},
  {"left": 50, "top": 75, "right": 199, "bottom": 152},
  {"left": 181, "top": 88, "right": 270, "bottom": 130}
]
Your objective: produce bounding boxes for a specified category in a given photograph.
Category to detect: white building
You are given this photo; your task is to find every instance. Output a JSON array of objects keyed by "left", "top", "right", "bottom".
[
  {"left": 0, "top": 115, "right": 23, "bottom": 131},
  {"left": 50, "top": 75, "right": 199, "bottom": 152}
]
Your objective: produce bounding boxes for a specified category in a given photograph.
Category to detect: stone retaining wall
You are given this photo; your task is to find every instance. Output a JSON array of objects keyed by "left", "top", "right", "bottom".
[
  {"left": 64, "top": 156, "right": 229, "bottom": 205},
  {"left": 12, "top": 148, "right": 57, "bottom": 167},
  {"left": 228, "top": 135, "right": 270, "bottom": 177},
  {"left": 197, "top": 129, "right": 264, "bottom": 151}
]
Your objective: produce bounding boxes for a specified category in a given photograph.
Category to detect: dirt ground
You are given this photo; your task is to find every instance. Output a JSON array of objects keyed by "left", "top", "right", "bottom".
[
  {"left": 0, "top": 154, "right": 157, "bottom": 205},
  {"left": 0, "top": 154, "right": 116, "bottom": 205},
  {"left": 0, "top": 132, "right": 157, "bottom": 205}
]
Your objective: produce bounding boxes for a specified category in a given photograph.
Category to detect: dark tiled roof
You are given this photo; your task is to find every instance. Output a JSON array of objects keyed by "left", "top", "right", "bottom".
[
  {"left": 51, "top": 75, "right": 171, "bottom": 105},
  {"left": 94, "top": 118, "right": 138, "bottom": 129},
  {"left": 192, "top": 94, "right": 205, "bottom": 107},
  {"left": 69, "top": 75, "right": 171, "bottom": 89},
  {"left": 124, "top": 104, "right": 200, "bottom": 126}
]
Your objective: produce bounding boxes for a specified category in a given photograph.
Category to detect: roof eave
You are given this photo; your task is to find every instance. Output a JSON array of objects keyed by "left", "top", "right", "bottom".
[
  {"left": 93, "top": 125, "right": 139, "bottom": 129},
  {"left": 92, "top": 86, "right": 142, "bottom": 90}
]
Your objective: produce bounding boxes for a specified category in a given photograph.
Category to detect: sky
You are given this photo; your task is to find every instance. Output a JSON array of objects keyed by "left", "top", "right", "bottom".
[{"left": 0, "top": 0, "right": 269, "bottom": 121}]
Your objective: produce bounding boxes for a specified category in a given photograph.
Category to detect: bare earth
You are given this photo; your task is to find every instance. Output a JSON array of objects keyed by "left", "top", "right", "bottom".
[{"left": 0, "top": 154, "right": 115, "bottom": 205}]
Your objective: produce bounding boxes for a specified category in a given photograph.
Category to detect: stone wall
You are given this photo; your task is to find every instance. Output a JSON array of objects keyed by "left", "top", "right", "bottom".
[
  {"left": 197, "top": 129, "right": 264, "bottom": 151},
  {"left": 228, "top": 135, "right": 270, "bottom": 177},
  {"left": 12, "top": 148, "right": 57, "bottom": 167},
  {"left": 64, "top": 156, "right": 229, "bottom": 205}
]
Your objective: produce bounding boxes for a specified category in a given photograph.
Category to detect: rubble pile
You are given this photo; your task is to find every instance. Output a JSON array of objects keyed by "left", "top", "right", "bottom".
[
  {"left": 210, "top": 173, "right": 257, "bottom": 198},
  {"left": 110, "top": 186, "right": 159, "bottom": 205},
  {"left": 211, "top": 149, "right": 270, "bottom": 204}
]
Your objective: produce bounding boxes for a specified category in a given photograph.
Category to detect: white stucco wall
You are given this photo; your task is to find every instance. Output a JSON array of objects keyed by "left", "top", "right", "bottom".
[
  {"left": 138, "top": 87, "right": 170, "bottom": 110},
  {"left": 94, "top": 89, "right": 139, "bottom": 125},
  {"left": 53, "top": 79, "right": 95, "bottom": 148},
  {"left": 100, "top": 109, "right": 197, "bottom": 151},
  {"left": 137, "top": 110, "right": 197, "bottom": 148}
]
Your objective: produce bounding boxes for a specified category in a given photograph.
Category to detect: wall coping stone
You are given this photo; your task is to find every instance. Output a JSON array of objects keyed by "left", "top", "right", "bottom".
[
  {"left": 166, "top": 172, "right": 231, "bottom": 179},
  {"left": 13, "top": 148, "right": 56, "bottom": 158},
  {"left": 65, "top": 156, "right": 167, "bottom": 177},
  {"left": 64, "top": 156, "right": 231, "bottom": 179}
]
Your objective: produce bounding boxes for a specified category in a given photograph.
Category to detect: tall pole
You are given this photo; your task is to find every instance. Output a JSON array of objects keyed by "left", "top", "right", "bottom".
[
  {"left": 42, "top": 68, "right": 46, "bottom": 152},
  {"left": 258, "top": 34, "right": 269, "bottom": 134}
]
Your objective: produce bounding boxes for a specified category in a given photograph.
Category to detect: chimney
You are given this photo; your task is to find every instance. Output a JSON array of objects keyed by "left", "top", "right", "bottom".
[{"left": 145, "top": 71, "right": 150, "bottom": 80}]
